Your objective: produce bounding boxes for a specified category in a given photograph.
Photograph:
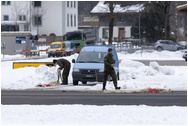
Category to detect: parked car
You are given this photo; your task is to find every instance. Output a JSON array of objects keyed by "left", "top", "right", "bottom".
[
  {"left": 72, "top": 45, "right": 119, "bottom": 85},
  {"left": 154, "top": 40, "right": 185, "bottom": 51},
  {"left": 182, "top": 51, "right": 187, "bottom": 61}
]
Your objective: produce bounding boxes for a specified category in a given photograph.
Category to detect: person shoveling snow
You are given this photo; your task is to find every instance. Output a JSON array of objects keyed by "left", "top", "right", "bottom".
[{"left": 53, "top": 58, "right": 71, "bottom": 85}]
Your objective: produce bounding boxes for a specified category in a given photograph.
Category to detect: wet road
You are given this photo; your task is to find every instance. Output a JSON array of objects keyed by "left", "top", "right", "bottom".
[{"left": 1, "top": 90, "right": 187, "bottom": 106}]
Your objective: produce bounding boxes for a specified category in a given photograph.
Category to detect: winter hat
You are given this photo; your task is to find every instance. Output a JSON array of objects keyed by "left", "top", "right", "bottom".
[{"left": 53, "top": 59, "right": 57, "bottom": 64}]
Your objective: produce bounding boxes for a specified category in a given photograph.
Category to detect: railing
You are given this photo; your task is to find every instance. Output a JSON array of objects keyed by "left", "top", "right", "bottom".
[
  {"left": 112, "top": 43, "right": 154, "bottom": 54},
  {"left": 14, "top": 49, "right": 81, "bottom": 57}
]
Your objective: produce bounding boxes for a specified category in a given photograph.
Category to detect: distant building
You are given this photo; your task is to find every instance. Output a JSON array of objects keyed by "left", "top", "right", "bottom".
[
  {"left": 1, "top": 1, "right": 78, "bottom": 55},
  {"left": 90, "top": 1, "right": 143, "bottom": 42},
  {"left": 1, "top": 1, "right": 78, "bottom": 36}
]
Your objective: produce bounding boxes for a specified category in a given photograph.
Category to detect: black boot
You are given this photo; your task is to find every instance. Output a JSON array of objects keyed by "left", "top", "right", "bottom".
[
  {"left": 102, "top": 87, "right": 107, "bottom": 91},
  {"left": 115, "top": 86, "right": 121, "bottom": 90}
]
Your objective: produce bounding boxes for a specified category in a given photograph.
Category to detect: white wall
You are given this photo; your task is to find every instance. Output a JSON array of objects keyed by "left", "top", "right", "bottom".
[
  {"left": 32, "top": 1, "right": 63, "bottom": 36},
  {"left": 1, "top": 1, "right": 78, "bottom": 36},
  {"left": 65, "top": 1, "right": 78, "bottom": 33},
  {"left": 1, "top": 1, "right": 31, "bottom": 21},
  {"left": 125, "top": 26, "right": 131, "bottom": 38}
]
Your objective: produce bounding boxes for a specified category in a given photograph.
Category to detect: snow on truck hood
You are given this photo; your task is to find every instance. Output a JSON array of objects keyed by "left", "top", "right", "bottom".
[{"left": 73, "top": 63, "right": 104, "bottom": 70}]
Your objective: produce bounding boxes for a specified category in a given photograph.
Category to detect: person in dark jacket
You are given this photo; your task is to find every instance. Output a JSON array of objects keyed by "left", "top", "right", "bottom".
[
  {"left": 103, "top": 48, "right": 121, "bottom": 91},
  {"left": 53, "top": 59, "right": 71, "bottom": 85}
]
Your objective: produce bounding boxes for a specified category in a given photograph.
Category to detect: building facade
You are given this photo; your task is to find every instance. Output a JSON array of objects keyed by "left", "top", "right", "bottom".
[
  {"left": 1, "top": 1, "right": 78, "bottom": 55},
  {"left": 1, "top": 1, "right": 78, "bottom": 36}
]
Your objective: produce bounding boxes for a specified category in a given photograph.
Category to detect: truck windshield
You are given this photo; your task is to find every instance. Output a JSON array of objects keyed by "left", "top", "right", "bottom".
[
  {"left": 66, "top": 33, "right": 82, "bottom": 40},
  {"left": 76, "top": 52, "right": 107, "bottom": 63},
  {"left": 51, "top": 44, "right": 61, "bottom": 48}
]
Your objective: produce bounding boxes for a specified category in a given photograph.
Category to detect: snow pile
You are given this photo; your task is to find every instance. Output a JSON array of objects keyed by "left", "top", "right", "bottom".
[
  {"left": 91, "top": 1, "right": 143, "bottom": 13},
  {"left": 1, "top": 105, "right": 187, "bottom": 125},
  {"left": 1, "top": 52, "right": 186, "bottom": 91},
  {"left": 1, "top": 54, "right": 26, "bottom": 61},
  {"left": 118, "top": 50, "right": 184, "bottom": 60},
  {"left": 118, "top": 59, "right": 186, "bottom": 91},
  {"left": 150, "top": 62, "right": 174, "bottom": 75}
]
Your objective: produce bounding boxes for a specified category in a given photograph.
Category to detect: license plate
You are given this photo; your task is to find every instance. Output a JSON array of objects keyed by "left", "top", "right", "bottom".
[{"left": 86, "top": 75, "right": 93, "bottom": 77}]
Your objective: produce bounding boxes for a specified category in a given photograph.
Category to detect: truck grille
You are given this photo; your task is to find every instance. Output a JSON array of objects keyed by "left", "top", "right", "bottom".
[{"left": 80, "top": 69, "right": 98, "bottom": 74}]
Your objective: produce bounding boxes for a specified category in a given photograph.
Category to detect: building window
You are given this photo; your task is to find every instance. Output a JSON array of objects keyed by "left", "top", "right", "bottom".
[
  {"left": 67, "top": 14, "right": 69, "bottom": 27},
  {"left": 34, "top": 1, "right": 41, "bottom": 7},
  {"left": 1, "top": 1, "right": 5, "bottom": 5},
  {"left": 34, "top": 16, "right": 42, "bottom": 25},
  {"left": 71, "top": 1, "right": 72, "bottom": 8},
  {"left": 1, "top": 1, "right": 11, "bottom": 5},
  {"left": 3, "top": 15, "right": 9, "bottom": 21},
  {"left": 102, "top": 28, "right": 109, "bottom": 39},
  {"left": 71, "top": 14, "right": 73, "bottom": 27},
  {"left": 19, "top": 15, "right": 26, "bottom": 21},
  {"left": 74, "top": 15, "right": 76, "bottom": 27},
  {"left": 7, "top": 1, "right": 10, "bottom": 5},
  {"left": 74, "top": 1, "right": 76, "bottom": 8},
  {"left": 67, "top": 1, "right": 69, "bottom": 7}
]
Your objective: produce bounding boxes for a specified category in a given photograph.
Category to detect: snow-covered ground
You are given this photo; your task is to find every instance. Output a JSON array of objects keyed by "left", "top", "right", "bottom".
[
  {"left": 1, "top": 105, "right": 187, "bottom": 125},
  {"left": 118, "top": 50, "right": 185, "bottom": 60},
  {"left": 1, "top": 51, "right": 187, "bottom": 125},
  {"left": 1, "top": 51, "right": 187, "bottom": 91}
]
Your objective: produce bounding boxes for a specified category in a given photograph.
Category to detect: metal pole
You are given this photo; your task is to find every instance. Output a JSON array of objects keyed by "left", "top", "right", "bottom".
[
  {"left": 30, "top": 1, "right": 32, "bottom": 31},
  {"left": 3, "top": 47, "right": 4, "bottom": 59}
]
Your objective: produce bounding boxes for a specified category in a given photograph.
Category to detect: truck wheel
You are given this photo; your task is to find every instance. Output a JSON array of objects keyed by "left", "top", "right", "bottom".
[
  {"left": 60, "top": 53, "right": 63, "bottom": 57},
  {"left": 82, "top": 81, "right": 87, "bottom": 84},
  {"left": 56, "top": 53, "right": 60, "bottom": 57},
  {"left": 73, "top": 81, "right": 78, "bottom": 85},
  {"left": 157, "top": 47, "right": 163, "bottom": 51},
  {"left": 48, "top": 53, "right": 51, "bottom": 57},
  {"left": 177, "top": 47, "right": 183, "bottom": 50}
]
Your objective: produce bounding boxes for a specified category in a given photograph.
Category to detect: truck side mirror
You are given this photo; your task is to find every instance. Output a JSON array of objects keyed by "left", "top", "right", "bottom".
[{"left": 72, "top": 59, "right": 75, "bottom": 63}]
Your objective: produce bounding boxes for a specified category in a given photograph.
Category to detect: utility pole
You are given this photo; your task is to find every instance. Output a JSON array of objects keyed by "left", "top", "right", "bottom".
[{"left": 139, "top": 10, "right": 141, "bottom": 46}]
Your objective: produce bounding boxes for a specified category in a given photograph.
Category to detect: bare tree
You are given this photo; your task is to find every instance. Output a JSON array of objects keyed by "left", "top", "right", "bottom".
[
  {"left": 105, "top": 1, "right": 117, "bottom": 45},
  {"left": 32, "top": 6, "right": 46, "bottom": 36},
  {"left": 11, "top": 2, "right": 22, "bottom": 31}
]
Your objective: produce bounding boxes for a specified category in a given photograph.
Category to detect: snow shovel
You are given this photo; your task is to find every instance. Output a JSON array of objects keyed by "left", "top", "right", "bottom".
[{"left": 57, "top": 70, "right": 63, "bottom": 83}]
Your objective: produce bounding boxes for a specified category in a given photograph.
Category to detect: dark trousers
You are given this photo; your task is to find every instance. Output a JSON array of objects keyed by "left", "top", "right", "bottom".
[
  {"left": 62, "top": 63, "right": 71, "bottom": 84},
  {"left": 103, "top": 70, "right": 117, "bottom": 89}
]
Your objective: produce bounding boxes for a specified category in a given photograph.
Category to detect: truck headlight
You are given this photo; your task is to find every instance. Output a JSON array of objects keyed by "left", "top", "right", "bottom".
[
  {"left": 73, "top": 69, "right": 80, "bottom": 72},
  {"left": 99, "top": 69, "right": 104, "bottom": 72}
]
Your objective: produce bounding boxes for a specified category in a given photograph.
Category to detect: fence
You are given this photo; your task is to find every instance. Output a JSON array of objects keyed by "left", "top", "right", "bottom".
[
  {"left": 112, "top": 42, "right": 154, "bottom": 54},
  {"left": 14, "top": 49, "right": 81, "bottom": 57}
]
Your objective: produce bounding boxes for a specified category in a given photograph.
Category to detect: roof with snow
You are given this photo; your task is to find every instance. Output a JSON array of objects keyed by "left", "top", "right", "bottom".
[
  {"left": 91, "top": 1, "right": 144, "bottom": 14},
  {"left": 177, "top": 4, "right": 187, "bottom": 11}
]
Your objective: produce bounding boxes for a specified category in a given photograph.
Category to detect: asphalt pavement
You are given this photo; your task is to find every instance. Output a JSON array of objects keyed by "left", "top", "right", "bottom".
[{"left": 1, "top": 90, "right": 187, "bottom": 106}]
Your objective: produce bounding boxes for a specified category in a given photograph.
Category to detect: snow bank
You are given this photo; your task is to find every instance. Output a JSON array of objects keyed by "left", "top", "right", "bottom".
[
  {"left": 150, "top": 62, "right": 175, "bottom": 75},
  {"left": 1, "top": 105, "right": 187, "bottom": 125},
  {"left": 118, "top": 50, "right": 184, "bottom": 60},
  {"left": 118, "top": 59, "right": 186, "bottom": 91},
  {"left": 1, "top": 52, "right": 187, "bottom": 91},
  {"left": 1, "top": 54, "right": 26, "bottom": 61}
]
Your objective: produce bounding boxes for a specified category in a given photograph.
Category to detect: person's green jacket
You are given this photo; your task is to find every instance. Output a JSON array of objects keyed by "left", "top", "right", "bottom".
[
  {"left": 104, "top": 53, "right": 114, "bottom": 71},
  {"left": 57, "top": 59, "right": 70, "bottom": 70}
]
